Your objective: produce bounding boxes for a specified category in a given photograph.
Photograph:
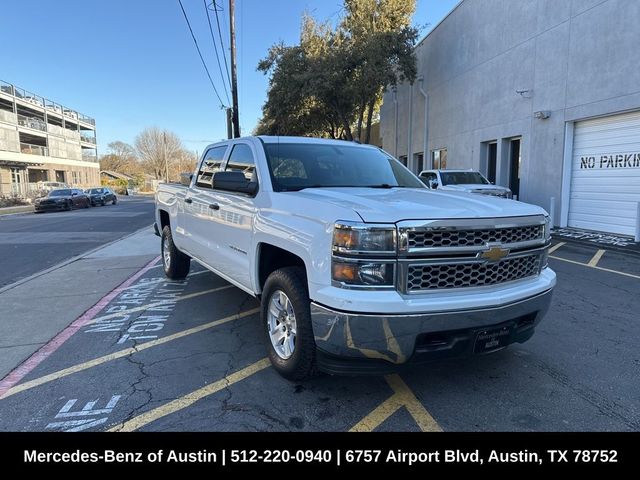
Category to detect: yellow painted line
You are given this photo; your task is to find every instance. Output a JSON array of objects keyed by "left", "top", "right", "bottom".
[
  {"left": 550, "top": 255, "right": 640, "bottom": 280},
  {"left": 0, "top": 308, "right": 260, "bottom": 400},
  {"left": 349, "top": 394, "right": 404, "bottom": 432},
  {"left": 86, "top": 285, "right": 234, "bottom": 325},
  {"left": 588, "top": 249, "right": 606, "bottom": 267},
  {"left": 108, "top": 358, "right": 271, "bottom": 432},
  {"left": 548, "top": 242, "right": 566, "bottom": 254},
  {"left": 349, "top": 375, "right": 442, "bottom": 432},
  {"left": 385, "top": 374, "right": 442, "bottom": 432}
]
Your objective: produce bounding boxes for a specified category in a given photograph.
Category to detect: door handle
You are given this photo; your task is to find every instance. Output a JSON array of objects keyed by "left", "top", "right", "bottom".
[
  {"left": 184, "top": 198, "right": 193, "bottom": 204},
  {"left": 209, "top": 203, "right": 220, "bottom": 210}
]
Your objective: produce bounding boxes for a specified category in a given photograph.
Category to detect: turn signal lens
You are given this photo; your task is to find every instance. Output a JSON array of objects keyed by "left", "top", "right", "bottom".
[{"left": 332, "top": 260, "right": 394, "bottom": 286}]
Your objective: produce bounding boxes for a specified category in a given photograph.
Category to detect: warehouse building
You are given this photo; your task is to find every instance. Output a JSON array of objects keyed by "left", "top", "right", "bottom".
[
  {"left": 0, "top": 80, "right": 98, "bottom": 197},
  {"left": 380, "top": 0, "right": 640, "bottom": 238}
]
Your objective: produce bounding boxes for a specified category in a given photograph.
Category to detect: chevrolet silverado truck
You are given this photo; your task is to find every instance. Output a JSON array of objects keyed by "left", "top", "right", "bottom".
[{"left": 155, "top": 136, "right": 555, "bottom": 380}]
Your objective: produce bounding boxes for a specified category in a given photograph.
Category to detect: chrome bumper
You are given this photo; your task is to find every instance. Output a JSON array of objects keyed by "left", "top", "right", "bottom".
[{"left": 311, "top": 288, "right": 553, "bottom": 369}]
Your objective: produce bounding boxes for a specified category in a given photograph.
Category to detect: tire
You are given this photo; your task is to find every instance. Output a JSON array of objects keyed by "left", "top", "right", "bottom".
[
  {"left": 101, "top": 199, "right": 106, "bottom": 206},
  {"left": 261, "top": 267, "right": 316, "bottom": 381},
  {"left": 85, "top": 199, "right": 90, "bottom": 208},
  {"left": 161, "top": 225, "right": 190, "bottom": 280},
  {"left": 112, "top": 198, "right": 117, "bottom": 205},
  {"left": 66, "top": 201, "right": 72, "bottom": 211}
]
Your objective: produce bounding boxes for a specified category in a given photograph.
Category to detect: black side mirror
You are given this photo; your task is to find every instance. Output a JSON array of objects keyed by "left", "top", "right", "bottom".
[
  {"left": 212, "top": 171, "right": 258, "bottom": 195},
  {"left": 180, "top": 173, "right": 193, "bottom": 186}
]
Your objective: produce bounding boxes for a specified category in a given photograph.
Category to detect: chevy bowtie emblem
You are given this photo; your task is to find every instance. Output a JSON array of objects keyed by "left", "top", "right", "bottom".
[{"left": 479, "top": 246, "right": 510, "bottom": 262}]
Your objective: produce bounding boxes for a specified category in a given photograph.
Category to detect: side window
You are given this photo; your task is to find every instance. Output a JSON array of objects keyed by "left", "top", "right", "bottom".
[
  {"left": 225, "top": 144, "right": 256, "bottom": 181},
  {"left": 196, "top": 145, "right": 227, "bottom": 189}
]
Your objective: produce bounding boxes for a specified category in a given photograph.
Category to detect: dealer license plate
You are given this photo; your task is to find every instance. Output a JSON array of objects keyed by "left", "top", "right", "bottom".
[{"left": 474, "top": 325, "right": 512, "bottom": 354}]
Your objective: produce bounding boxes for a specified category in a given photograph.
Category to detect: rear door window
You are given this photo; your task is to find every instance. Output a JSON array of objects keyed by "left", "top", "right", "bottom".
[
  {"left": 196, "top": 145, "right": 228, "bottom": 189},
  {"left": 225, "top": 144, "right": 256, "bottom": 181}
]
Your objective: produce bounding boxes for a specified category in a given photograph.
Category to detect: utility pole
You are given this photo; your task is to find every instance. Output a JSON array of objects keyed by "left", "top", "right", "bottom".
[
  {"left": 229, "top": 0, "right": 240, "bottom": 137},
  {"left": 163, "top": 131, "right": 169, "bottom": 182},
  {"left": 226, "top": 108, "right": 233, "bottom": 139}
]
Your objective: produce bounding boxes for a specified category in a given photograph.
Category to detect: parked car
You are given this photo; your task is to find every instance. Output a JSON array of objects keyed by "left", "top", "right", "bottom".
[
  {"left": 85, "top": 187, "right": 117, "bottom": 206},
  {"left": 418, "top": 169, "right": 513, "bottom": 198},
  {"left": 155, "top": 136, "right": 555, "bottom": 380},
  {"left": 34, "top": 188, "right": 91, "bottom": 212}
]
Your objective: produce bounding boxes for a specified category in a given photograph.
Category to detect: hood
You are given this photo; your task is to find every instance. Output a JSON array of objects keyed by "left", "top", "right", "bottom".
[
  {"left": 288, "top": 187, "right": 546, "bottom": 223},
  {"left": 441, "top": 184, "right": 511, "bottom": 193}
]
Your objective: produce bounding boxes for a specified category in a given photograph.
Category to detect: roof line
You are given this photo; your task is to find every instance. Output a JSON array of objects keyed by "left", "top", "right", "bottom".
[{"left": 415, "top": 0, "right": 465, "bottom": 49}]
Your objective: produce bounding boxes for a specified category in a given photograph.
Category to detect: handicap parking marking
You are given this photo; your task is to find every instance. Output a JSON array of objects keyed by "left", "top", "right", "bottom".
[
  {"left": 0, "top": 307, "right": 260, "bottom": 400},
  {"left": 45, "top": 395, "right": 122, "bottom": 432},
  {"left": 349, "top": 374, "right": 442, "bottom": 432}
]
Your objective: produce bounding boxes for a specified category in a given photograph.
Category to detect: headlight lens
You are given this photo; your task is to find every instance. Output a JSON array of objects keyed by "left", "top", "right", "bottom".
[
  {"left": 332, "top": 260, "right": 395, "bottom": 286},
  {"left": 332, "top": 222, "right": 396, "bottom": 254}
]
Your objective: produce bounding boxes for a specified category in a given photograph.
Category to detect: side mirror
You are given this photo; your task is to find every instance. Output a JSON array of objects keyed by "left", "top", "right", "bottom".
[
  {"left": 212, "top": 171, "right": 258, "bottom": 195},
  {"left": 428, "top": 179, "right": 438, "bottom": 189},
  {"left": 180, "top": 173, "right": 193, "bottom": 186},
  {"left": 72, "top": 192, "right": 78, "bottom": 196}
]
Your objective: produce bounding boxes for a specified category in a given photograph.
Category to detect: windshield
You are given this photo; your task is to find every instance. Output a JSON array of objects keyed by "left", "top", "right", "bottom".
[
  {"left": 89, "top": 188, "right": 105, "bottom": 194},
  {"left": 263, "top": 143, "right": 425, "bottom": 191},
  {"left": 440, "top": 172, "right": 490, "bottom": 185},
  {"left": 49, "top": 189, "right": 71, "bottom": 196}
]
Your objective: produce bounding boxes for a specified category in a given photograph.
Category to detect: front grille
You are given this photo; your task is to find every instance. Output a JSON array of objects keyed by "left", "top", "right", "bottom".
[
  {"left": 406, "top": 254, "right": 541, "bottom": 291},
  {"left": 406, "top": 225, "right": 543, "bottom": 249}
]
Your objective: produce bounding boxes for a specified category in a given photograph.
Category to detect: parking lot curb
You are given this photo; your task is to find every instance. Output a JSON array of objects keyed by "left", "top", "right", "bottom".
[{"left": 0, "top": 223, "right": 155, "bottom": 295}]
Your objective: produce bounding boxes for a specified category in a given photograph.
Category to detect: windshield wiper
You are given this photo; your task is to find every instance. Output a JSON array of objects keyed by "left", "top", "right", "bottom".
[{"left": 364, "top": 184, "right": 404, "bottom": 189}]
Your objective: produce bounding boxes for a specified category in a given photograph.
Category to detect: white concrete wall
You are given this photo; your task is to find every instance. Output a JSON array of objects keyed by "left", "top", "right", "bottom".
[{"left": 381, "top": 0, "right": 640, "bottom": 216}]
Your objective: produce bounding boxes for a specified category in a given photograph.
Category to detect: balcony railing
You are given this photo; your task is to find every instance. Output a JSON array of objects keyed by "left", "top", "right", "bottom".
[
  {"left": 17, "top": 114, "right": 46, "bottom": 132},
  {"left": 82, "top": 154, "right": 98, "bottom": 162},
  {"left": 0, "top": 79, "right": 95, "bottom": 126},
  {"left": 20, "top": 142, "right": 48, "bottom": 156},
  {"left": 80, "top": 134, "right": 96, "bottom": 144}
]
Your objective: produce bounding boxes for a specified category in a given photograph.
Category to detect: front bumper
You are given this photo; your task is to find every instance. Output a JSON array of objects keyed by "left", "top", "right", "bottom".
[
  {"left": 311, "top": 288, "right": 553, "bottom": 374},
  {"left": 35, "top": 203, "right": 66, "bottom": 211}
]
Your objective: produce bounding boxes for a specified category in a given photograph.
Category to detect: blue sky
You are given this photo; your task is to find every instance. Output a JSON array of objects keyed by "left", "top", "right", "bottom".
[{"left": 0, "top": 0, "right": 459, "bottom": 154}]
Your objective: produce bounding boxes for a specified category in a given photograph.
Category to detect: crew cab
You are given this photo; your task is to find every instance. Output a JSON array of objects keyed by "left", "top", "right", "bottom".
[
  {"left": 419, "top": 169, "right": 513, "bottom": 198},
  {"left": 155, "top": 137, "right": 555, "bottom": 380}
]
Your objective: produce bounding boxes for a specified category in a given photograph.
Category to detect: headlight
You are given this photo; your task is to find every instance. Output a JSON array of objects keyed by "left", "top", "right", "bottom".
[
  {"left": 331, "top": 222, "right": 397, "bottom": 288},
  {"left": 332, "top": 222, "right": 396, "bottom": 255},
  {"left": 332, "top": 260, "right": 395, "bottom": 287}
]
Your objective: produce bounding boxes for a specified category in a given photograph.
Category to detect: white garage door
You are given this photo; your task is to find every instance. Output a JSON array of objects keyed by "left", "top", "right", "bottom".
[{"left": 569, "top": 110, "right": 640, "bottom": 236}]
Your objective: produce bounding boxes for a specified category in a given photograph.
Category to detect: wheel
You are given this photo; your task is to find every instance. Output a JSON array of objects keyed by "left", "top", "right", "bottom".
[
  {"left": 101, "top": 199, "right": 105, "bottom": 206},
  {"left": 112, "top": 198, "right": 117, "bottom": 205},
  {"left": 85, "top": 199, "right": 90, "bottom": 208},
  {"left": 66, "top": 201, "right": 73, "bottom": 211},
  {"left": 161, "top": 225, "right": 190, "bottom": 279},
  {"left": 261, "top": 267, "right": 316, "bottom": 381}
]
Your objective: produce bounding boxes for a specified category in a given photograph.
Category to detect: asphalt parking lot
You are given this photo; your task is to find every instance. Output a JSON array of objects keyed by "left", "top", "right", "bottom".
[
  {"left": 0, "top": 196, "right": 155, "bottom": 288},
  {"left": 0, "top": 239, "right": 638, "bottom": 432}
]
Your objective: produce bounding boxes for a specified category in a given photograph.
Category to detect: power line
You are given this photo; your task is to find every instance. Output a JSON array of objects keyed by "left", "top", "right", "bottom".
[
  {"left": 177, "top": 0, "right": 226, "bottom": 108},
  {"left": 203, "top": 0, "right": 231, "bottom": 105},
  {"left": 211, "top": 0, "right": 232, "bottom": 87}
]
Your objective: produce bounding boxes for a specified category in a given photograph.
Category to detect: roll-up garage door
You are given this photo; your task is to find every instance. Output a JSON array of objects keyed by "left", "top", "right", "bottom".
[{"left": 569, "top": 110, "right": 640, "bottom": 236}]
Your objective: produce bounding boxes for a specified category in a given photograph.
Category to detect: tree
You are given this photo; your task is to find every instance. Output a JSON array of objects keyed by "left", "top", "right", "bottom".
[
  {"left": 256, "top": 0, "right": 418, "bottom": 143},
  {"left": 134, "top": 128, "right": 185, "bottom": 181},
  {"left": 99, "top": 141, "right": 139, "bottom": 174}
]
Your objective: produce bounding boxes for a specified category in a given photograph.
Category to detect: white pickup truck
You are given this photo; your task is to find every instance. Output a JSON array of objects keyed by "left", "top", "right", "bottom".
[{"left": 155, "top": 136, "right": 556, "bottom": 380}]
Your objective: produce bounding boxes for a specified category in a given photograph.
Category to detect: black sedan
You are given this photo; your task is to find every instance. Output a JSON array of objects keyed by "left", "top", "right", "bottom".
[
  {"left": 34, "top": 188, "right": 91, "bottom": 212},
  {"left": 85, "top": 187, "right": 117, "bottom": 206}
]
